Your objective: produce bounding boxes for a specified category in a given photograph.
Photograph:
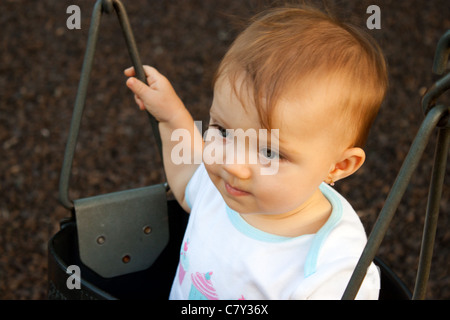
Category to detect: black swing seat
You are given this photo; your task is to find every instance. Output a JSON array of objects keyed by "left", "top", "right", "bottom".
[
  {"left": 48, "top": 199, "right": 188, "bottom": 300},
  {"left": 47, "top": 198, "right": 411, "bottom": 300}
]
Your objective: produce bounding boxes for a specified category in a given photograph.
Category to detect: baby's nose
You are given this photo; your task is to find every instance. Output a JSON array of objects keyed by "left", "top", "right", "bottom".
[{"left": 223, "top": 162, "right": 252, "bottom": 180}]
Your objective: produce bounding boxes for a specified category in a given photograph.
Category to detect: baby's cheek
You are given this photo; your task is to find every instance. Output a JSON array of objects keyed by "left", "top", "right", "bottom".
[
  {"left": 203, "top": 165, "right": 222, "bottom": 188},
  {"left": 254, "top": 181, "right": 304, "bottom": 214}
]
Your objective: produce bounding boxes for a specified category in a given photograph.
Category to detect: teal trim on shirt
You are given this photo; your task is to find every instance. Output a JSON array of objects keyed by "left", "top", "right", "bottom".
[
  {"left": 225, "top": 205, "right": 293, "bottom": 243},
  {"left": 225, "top": 183, "right": 343, "bottom": 277},
  {"left": 304, "top": 183, "right": 343, "bottom": 277}
]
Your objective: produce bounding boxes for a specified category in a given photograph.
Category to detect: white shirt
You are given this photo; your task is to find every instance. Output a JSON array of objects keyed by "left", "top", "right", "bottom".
[{"left": 169, "top": 163, "right": 380, "bottom": 300}]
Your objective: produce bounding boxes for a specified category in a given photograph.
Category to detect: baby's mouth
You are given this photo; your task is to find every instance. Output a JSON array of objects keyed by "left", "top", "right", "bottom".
[{"left": 224, "top": 182, "right": 250, "bottom": 196}]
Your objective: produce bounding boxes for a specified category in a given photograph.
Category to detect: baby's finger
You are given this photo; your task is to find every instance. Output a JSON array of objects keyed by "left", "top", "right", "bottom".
[
  {"left": 142, "top": 65, "right": 163, "bottom": 83},
  {"left": 142, "top": 65, "right": 158, "bottom": 75},
  {"left": 124, "top": 66, "right": 136, "bottom": 76},
  {"left": 126, "top": 77, "right": 154, "bottom": 105},
  {"left": 134, "top": 94, "right": 145, "bottom": 110}
]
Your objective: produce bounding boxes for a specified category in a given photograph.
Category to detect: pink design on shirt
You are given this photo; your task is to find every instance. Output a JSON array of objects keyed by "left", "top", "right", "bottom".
[{"left": 189, "top": 271, "right": 218, "bottom": 300}]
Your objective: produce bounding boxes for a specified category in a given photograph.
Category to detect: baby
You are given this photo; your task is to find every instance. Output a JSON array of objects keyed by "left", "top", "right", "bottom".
[{"left": 125, "top": 6, "right": 387, "bottom": 300}]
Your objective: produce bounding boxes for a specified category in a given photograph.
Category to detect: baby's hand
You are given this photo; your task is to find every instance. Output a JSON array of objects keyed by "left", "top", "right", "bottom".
[{"left": 125, "top": 65, "right": 185, "bottom": 123}]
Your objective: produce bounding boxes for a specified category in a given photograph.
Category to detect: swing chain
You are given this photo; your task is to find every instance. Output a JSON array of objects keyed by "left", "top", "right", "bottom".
[{"left": 59, "top": 0, "right": 162, "bottom": 211}]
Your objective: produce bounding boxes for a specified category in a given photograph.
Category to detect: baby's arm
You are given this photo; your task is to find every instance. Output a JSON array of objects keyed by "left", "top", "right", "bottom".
[{"left": 125, "top": 66, "right": 202, "bottom": 213}]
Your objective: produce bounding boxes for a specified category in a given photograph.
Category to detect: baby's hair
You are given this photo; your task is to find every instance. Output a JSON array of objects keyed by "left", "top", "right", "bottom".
[{"left": 214, "top": 5, "right": 388, "bottom": 148}]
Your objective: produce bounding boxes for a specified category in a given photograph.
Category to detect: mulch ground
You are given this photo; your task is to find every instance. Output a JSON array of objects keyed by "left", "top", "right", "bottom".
[{"left": 0, "top": 0, "right": 449, "bottom": 299}]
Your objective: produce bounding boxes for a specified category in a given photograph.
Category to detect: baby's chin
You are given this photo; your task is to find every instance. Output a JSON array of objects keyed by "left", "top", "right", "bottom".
[{"left": 220, "top": 194, "right": 286, "bottom": 216}]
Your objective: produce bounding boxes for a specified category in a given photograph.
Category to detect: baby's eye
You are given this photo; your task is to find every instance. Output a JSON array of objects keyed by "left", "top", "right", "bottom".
[
  {"left": 218, "top": 127, "right": 229, "bottom": 138},
  {"left": 259, "top": 147, "right": 280, "bottom": 160},
  {"left": 209, "top": 124, "right": 231, "bottom": 139}
]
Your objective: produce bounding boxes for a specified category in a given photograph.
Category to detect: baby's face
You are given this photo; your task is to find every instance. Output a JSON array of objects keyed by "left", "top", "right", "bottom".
[{"left": 204, "top": 77, "right": 344, "bottom": 217}]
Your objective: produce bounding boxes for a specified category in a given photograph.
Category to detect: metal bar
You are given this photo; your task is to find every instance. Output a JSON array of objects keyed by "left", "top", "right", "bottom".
[
  {"left": 422, "top": 73, "right": 450, "bottom": 115},
  {"left": 59, "top": 0, "right": 164, "bottom": 210},
  {"left": 432, "top": 30, "right": 450, "bottom": 75},
  {"left": 111, "top": 0, "right": 163, "bottom": 156},
  {"left": 413, "top": 125, "right": 449, "bottom": 299},
  {"left": 342, "top": 104, "right": 449, "bottom": 300},
  {"left": 59, "top": 0, "right": 103, "bottom": 210}
]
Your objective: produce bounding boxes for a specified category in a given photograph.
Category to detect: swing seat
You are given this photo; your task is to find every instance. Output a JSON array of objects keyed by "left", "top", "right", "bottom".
[
  {"left": 48, "top": 197, "right": 411, "bottom": 300},
  {"left": 375, "top": 257, "right": 411, "bottom": 300},
  {"left": 48, "top": 199, "right": 188, "bottom": 300}
]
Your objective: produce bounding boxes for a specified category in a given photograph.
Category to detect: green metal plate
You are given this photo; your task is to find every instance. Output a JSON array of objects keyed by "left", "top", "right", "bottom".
[{"left": 74, "top": 184, "right": 169, "bottom": 278}]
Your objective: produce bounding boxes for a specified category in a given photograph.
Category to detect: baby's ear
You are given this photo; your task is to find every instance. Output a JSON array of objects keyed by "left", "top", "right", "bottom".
[{"left": 329, "top": 147, "right": 366, "bottom": 183}]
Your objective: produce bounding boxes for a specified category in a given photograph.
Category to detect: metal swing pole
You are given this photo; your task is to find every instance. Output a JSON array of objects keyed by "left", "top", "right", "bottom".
[
  {"left": 342, "top": 29, "right": 450, "bottom": 300},
  {"left": 104, "top": 0, "right": 163, "bottom": 155},
  {"left": 342, "top": 104, "right": 449, "bottom": 300},
  {"left": 413, "top": 30, "right": 450, "bottom": 300},
  {"left": 59, "top": 0, "right": 161, "bottom": 211},
  {"left": 413, "top": 124, "right": 449, "bottom": 299}
]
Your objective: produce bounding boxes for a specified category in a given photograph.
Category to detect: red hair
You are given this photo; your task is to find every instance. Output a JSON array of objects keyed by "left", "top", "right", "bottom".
[{"left": 214, "top": 6, "right": 388, "bottom": 147}]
